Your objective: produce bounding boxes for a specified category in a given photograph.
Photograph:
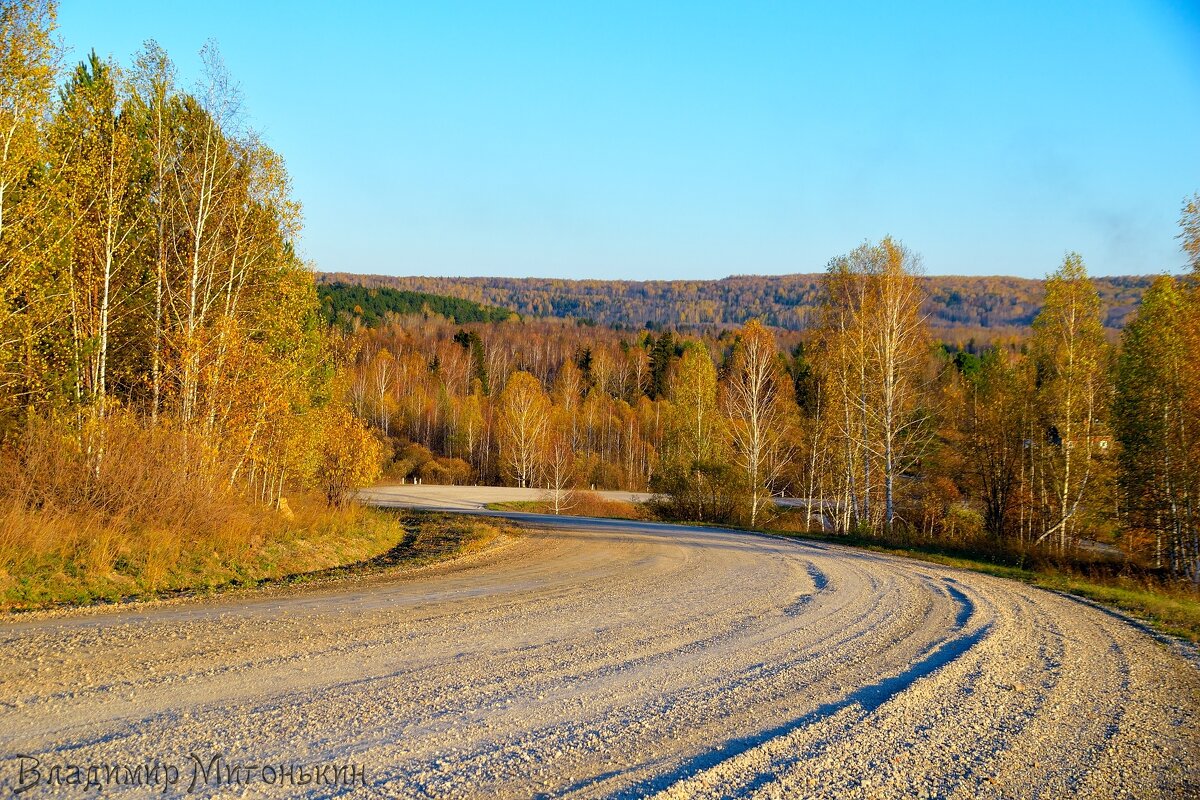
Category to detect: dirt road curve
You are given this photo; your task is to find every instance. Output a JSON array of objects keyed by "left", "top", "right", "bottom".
[{"left": 1, "top": 487, "right": 1197, "bottom": 798}]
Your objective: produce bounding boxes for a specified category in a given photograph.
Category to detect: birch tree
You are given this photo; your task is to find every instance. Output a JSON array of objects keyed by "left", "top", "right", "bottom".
[
  {"left": 167, "top": 43, "right": 242, "bottom": 431},
  {"left": 720, "top": 320, "right": 796, "bottom": 526},
  {"left": 1031, "top": 253, "right": 1108, "bottom": 551},
  {"left": 817, "top": 238, "right": 931, "bottom": 532},
  {"left": 497, "top": 370, "right": 550, "bottom": 488},
  {"left": 667, "top": 341, "right": 721, "bottom": 467},
  {"left": 0, "top": 0, "right": 54, "bottom": 244},
  {"left": 131, "top": 41, "right": 176, "bottom": 422},
  {"left": 1180, "top": 193, "right": 1200, "bottom": 272},
  {"left": 542, "top": 406, "right": 578, "bottom": 513},
  {"left": 52, "top": 52, "right": 144, "bottom": 470},
  {"left": 1115, "top": 273, "right": 1199, "bottom": 578},
  {"left": 0, "top": 0, "right": 57, "bottom": 406},
  {"left": 866, "top": 238, "right": 932, "bottom": 530}
]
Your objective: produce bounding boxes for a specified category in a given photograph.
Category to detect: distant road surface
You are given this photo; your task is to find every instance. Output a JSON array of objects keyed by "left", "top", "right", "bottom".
[
  {"left": 1, "top": 484, "right": 1196, "bottom": 798},
  {"left": 360, "top": 483, "right": 657, "bottom": 509}
]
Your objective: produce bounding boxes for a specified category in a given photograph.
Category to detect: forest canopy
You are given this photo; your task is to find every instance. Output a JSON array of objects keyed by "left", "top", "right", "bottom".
[
  {"left": 318, "top": 282, "right": 515, "bottom": 328},
  {"left": 319, "top": 272, "right": 1156, "bottom": 339},
  {"left": 0, "top": 0, "right": 388, "bottom": 605},
  {"left": 2, "top": 0, "right": 1198, "bottom": 610},
  {"left": 337, "top": 213, "right": 1200, "bottom": 584}
]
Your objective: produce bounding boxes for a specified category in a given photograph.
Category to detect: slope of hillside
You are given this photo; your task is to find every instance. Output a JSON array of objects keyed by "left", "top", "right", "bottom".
[
  {"left": 319, "top": 272, "right": 1156, "bottom": 333},
  {"left": 319, "top": 282, "right": 516, "bottom": 328}
]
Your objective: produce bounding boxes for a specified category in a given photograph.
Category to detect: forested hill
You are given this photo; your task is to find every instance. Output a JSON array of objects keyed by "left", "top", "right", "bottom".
[
  {"left": 318, "top": 282, "right": 516, "bottom": 328},
  {"left": 318, "top": 272, "right": 1155, "bottom": 335}
]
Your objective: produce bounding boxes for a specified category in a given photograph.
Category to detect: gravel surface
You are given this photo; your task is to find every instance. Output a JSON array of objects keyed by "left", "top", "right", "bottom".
[{"left": 1, "top": 486, "right": 1197, "bottom": 798}]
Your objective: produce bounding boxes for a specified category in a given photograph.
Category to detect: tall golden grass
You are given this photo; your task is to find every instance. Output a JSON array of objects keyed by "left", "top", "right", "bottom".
[{"left": 0, "top": 412, "right": 405, "bottom": 608}]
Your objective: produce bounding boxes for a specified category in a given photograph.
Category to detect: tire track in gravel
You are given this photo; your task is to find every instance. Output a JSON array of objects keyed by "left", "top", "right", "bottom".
[{"left": 0, "top": 487, "right": 1197, "bottom": 798}]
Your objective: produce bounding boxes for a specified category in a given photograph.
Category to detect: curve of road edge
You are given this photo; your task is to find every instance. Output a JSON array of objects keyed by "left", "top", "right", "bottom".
[{"left": 0, "top": 484, "right": 1197, "bottom": 799}]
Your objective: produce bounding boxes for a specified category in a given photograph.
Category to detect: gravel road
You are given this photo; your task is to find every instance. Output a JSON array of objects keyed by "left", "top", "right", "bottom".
[{"left": 1, "top": 486, "right": 1197, "bottom": 798}]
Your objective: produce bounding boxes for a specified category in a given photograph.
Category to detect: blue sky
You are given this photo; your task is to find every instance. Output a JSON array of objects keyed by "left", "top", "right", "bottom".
[{"left": 59, "top": 1, "right": 1200, "bottom": 279}]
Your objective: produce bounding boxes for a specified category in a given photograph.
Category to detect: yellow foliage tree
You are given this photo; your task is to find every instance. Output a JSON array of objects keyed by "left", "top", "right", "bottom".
[
  {"left": 317, "top": 406, "right": 384, "bottom": 507},
  {"left": 497, "top": 370, "right": 550, "bottom": 488}
]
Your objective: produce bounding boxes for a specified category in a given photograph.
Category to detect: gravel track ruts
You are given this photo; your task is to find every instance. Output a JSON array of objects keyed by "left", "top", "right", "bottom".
[{"left": 1, "top": 487, "right": 1197, "bottom": 798}]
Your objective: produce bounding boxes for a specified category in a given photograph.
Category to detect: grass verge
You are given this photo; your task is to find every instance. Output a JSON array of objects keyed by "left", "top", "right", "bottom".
[
  {"left": 0, "top": 502, "right": 511, "bottom": 612},
  {"left": 486, "top": 492, "right": 651, "bottom": 520}
]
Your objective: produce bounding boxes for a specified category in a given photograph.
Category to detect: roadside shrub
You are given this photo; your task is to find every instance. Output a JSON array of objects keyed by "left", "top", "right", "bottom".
[
  {"left": 385, "top": 442, "right": 434, "bottom": 482},
  {"left": 558, "top": 491, "right": 651, "bottom": 520},
  {"left": 0, "top": 412, "right": 237, "bottom": 538},
  {"left": 317, "top": 407, "right": 385, "bottom": 507},
  {"left": 0, "top": 412, "right": 269, "bottom": 602},
  {"left": 441, "top": 457, "right": 473, "bottom": 484},
  {"left": 587, "top": 461, "right": 625, "bottom": 491},
  {"left": 381, "top": 441, "right": 473, "bottom": 485},
  {"left": 418, "top": 459, "right": 450, "bottom": 484},
  {"left": 651, "top": 461, "right": 750, "bottom": 525},
  {"left": 945, "top": 503, "right": 985, "bottom": 540}
]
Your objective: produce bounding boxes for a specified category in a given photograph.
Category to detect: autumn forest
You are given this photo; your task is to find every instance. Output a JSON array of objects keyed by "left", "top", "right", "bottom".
[
  {"left": 338, "top": 233, "right": 1200, "bottom": 582},
  {"left": 1, "top": 1, "right": 1199, "bottom": 608}
]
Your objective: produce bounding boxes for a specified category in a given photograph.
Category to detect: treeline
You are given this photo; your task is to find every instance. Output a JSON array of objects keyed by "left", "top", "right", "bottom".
[
  {"left": 2, "top": 0, "right": 1197, "bottom": 601},
  {"left": 320, "top": 271, "right": 1154, "bottom": 338},
  {"left": 318, "top": 282, "right": 514, "bottom": 329},
  {"left": 0, "top": 1, "right": 380, "bottom": 542},
  {"left": 346, "top": 220, "right": 1200, "bottom": 581}
]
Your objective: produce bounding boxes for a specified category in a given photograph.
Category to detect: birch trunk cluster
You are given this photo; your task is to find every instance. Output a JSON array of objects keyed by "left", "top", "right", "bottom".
[{"left": 0, "top": 4, "right": 374, "bottom": 511}]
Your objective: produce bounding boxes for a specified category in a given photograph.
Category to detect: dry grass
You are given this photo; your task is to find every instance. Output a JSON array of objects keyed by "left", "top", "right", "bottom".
[
  {"left": 0, "top": 415, "right": 507, "bottom": 610},
  {"left": 0, "top": 496, "right": 509, "bottom": 610},
  {"left": 487, "top": 491, "right": 653, "bottom": 520}
]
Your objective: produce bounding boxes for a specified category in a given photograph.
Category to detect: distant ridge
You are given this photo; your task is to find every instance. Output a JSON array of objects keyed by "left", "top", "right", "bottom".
[
  {"left": 318, "top": 272, "right": 1158, "bottom": 336},
  {"left": 317, "top": 282, "right": 515, "bottom": 328}
]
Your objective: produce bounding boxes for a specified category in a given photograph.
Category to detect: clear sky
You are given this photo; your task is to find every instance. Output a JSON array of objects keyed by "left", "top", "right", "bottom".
[{"left": 58, "top": 1, "right": 1200, "bottom": 280}]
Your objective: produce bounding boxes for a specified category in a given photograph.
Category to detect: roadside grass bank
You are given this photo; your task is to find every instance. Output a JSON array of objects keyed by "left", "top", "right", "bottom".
[
  {"left": 487, "top": 491, "right": 652, "bottom": 520},
  {"left": 487, "top": 495, "right": 1200, "bottom": 643},
  {"left": 0, "top": 501, "right": 509, "bottom": 612}
]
